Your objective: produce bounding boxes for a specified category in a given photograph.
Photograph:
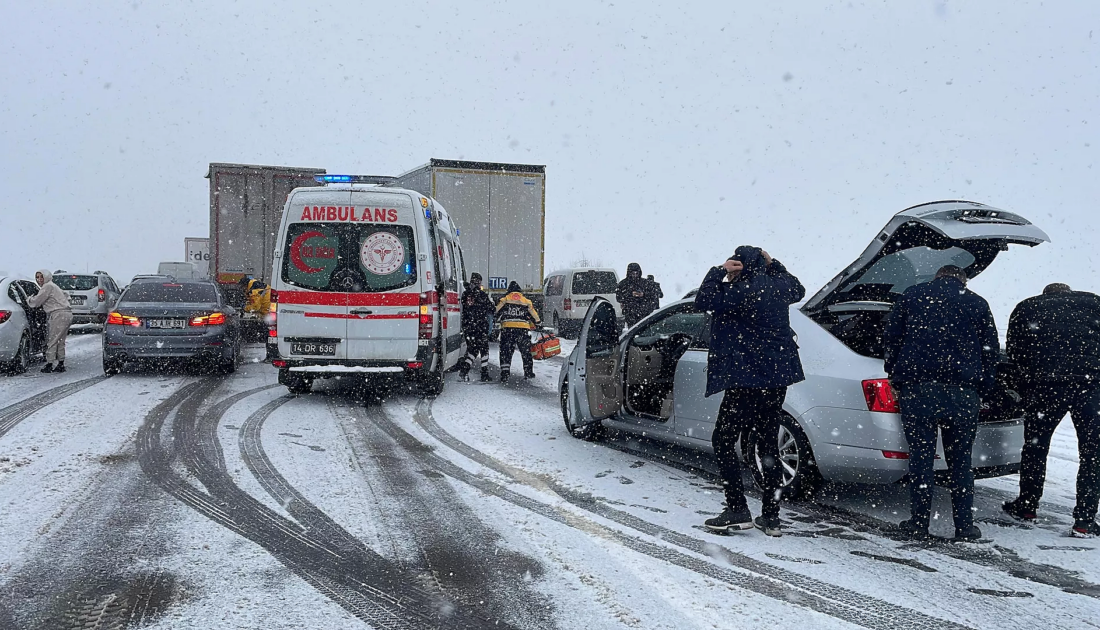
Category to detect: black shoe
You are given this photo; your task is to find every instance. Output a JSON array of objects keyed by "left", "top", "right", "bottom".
[
  {"left": 40, "top": 363, "right": 54, "bottom": 373},
  {"left": 523, "top": 371, "right": 536, "bottom": 380},
  {"left": 754, "top": 515, "right": 782, "bottom": 537},
  {"left": 55, "top": 361, "right": 66, "bottom": 373},
  {"left": 704, "top": 508, "right": 754, "bottom": 533},
  {"left": 480, "top": 369, "right": 492, "bottom": 382},
  {"left": 459, "top": 372, "right": 470, "bottom": 382},
  {"left": 1002, "top": 499, "right": 1037, "bottom": 522},
  {"left": 500, "top": 371, "right": 510, "bottom": 383},
  {"left": 897, "top": 519, "right": 932, "bottom": 541},
  {"left": 954, "top": 525, "right": 982, "bottom": 541},
  {"left": 1071, "top": 519, "right": 1100, "bottom": 538}
]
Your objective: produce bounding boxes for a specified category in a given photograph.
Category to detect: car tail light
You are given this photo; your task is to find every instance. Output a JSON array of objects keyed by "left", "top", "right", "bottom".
[
  {"left": 272, "top": 359, "right": 287, "bottom": 368},
  {"left": 862, "top": 379, "right": 900, "bottom": 413},
  {"left": 881, "top": 450, "right": 910, "bottom": 459},
  {"left": 97, "top": 288, "right": 106, "bottom": 302},
  {"left": 407, "top": 361, "right": 424, "bottom": 369},
  {"left": 107, "top": 312, "right": 140, "bottom": 326},
  {"left": 190, "top": 312, "right": 227, "bottom": 327},
  {"left": 418, "top": 292, "right": 434, "bottom": 340},
  {"left": 564, "top": 298, "right": 572, "bottom": 311},
  {"left": 0, "top": 310, "right": 11, "bottom": 324}
]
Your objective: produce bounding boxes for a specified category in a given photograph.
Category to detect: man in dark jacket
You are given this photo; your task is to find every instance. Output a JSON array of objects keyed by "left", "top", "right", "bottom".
[
  {"left": 883, "top": 265, "right": 999, "bottom": 542},
  {"left": 646, "top": 274, "right": 663, "bottom": 315},
  {"left": 459, "top": 273, "right": 494, "bottom": 382},
  {"left": 1002, "top": 283, "right": 1100, "bottom": 537},
  {"left": 694, "top": 246, "right": 805, "bottom": 536},
  {"left": 495, "top": 281, "right": 540, "bottom": 382},
  {"left": 616, "top": 263, "right": 659, "bottom": 328}
]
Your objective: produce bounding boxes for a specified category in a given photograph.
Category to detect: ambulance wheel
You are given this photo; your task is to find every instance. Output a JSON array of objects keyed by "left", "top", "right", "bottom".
[
  {"left": 418, "top": 365, "right": 445, "bottom": 397},
  {"left": 279, "top": 368, "right": 312, "bottom": 395}
]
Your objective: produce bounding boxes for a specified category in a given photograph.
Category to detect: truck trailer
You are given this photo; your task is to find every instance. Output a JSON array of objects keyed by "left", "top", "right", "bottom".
[{"left": 387, "top": 159, "right": 546, "bottom": 310}]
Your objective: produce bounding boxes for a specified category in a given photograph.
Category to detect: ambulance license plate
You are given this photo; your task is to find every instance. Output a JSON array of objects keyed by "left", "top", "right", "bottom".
[
  {"left": 291, "top": 342, "right": 336, "bottom": 356},
  {"left": 147, "top": 319, "right": 185, "bottom": 329}
]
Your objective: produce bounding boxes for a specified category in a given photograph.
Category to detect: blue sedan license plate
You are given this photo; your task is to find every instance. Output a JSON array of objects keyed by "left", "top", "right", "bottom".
[{"left": 147, "top": 319, "right": 185, "bottom": 329}]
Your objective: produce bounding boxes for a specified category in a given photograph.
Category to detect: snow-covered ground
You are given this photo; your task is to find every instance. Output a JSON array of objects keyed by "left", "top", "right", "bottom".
[{"left": 0, "top": 335, "right": 1096, "bottom": 629}]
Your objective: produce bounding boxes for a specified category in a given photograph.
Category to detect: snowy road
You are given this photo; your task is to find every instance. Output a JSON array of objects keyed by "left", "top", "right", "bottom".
[{"left": 0, "top": 335, "right": 1097, "bottom": 629}]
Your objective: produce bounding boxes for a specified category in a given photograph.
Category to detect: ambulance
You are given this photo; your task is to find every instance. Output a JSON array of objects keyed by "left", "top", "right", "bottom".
[{"left": 268, "top": 175, "right": 466, "bottom": 394}]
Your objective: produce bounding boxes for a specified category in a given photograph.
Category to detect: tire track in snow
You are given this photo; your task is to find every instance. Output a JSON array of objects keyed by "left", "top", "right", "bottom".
[
  {"left": 366, "top": 399, "right": 971, "bottom": 630},
  {"left": 140, "top": 379, "right": 507, "bottom": 629},
  {"left": 0, "top": 375, "right": 107, "bottom": 440}
]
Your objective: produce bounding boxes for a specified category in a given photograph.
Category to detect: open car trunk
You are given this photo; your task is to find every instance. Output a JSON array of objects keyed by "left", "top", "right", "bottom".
[{"left": 802, "top": 200, "right": 1049, "bottom": 359}]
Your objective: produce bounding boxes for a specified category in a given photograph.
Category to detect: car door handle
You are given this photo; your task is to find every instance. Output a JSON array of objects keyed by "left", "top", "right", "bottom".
[{"left": 350, "top": 309, "right": 373, "bottom": 315}]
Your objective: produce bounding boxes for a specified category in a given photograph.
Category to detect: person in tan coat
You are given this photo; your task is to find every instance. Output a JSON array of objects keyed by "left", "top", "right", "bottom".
[{"left": 27, "top": 269, "right": 73, "bottom": 373}]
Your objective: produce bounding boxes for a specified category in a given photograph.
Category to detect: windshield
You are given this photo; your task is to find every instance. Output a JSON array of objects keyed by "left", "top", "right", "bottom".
[
  {"left": 281, "top": 223, "right": 417, "bottom": 293},
  {"left": 571, "top": 271, "right": 617, "bottom": 295},
  {"left": 121, "top": 282, "right": 219, "bottom": 303},
  {"left": 840, "top": 246, "right": 977, "bottom": 301},
  {"left": 54, "top": 275, "right": 98, "bottom": 291}
]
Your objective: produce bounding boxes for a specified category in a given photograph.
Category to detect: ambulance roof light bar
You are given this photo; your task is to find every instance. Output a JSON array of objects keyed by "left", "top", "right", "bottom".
[{"left": 315, "top": 174, "right": 396, "bottom": 185}]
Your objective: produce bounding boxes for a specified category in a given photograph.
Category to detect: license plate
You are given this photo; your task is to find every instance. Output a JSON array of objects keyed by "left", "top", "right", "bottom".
[
  {"left": 291, "top": 342, "right": 336, "bottom": 356},
  {"left": 147, "top": 319, "right": 186, "bottom": 329},
  {"left": 68, "top": 296, "right": 85, "bottom": 305}
]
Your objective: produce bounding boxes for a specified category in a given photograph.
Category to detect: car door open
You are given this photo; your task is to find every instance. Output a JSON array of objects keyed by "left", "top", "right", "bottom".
[{"left": 572, "top": 297, "right": 623, "bottom": 422}]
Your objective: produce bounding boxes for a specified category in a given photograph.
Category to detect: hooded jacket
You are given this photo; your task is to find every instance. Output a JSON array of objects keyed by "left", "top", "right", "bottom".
[
  {"left": 1006, "top": 290, "right": 1100, "bottom": 383},
  {"left": 27, "top": 269, "right": 71, "bottom": 314},
  {"left": 615, "top": 263, "right": 659, "bottom": 322},
  {"left": 694, "top": 247, "right": 805, "bottom": 395},
  {"left": 883, "top": 276, "right": 1000, "bottom": 393}
]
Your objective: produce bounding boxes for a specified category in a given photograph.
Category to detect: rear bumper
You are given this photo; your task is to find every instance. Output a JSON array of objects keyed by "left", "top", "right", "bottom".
[
  {"left": 71, "top": 313, "right": 106, "bottom": 325},
  {"left": 103, "top": 326, "right": 234, "bottom": 360},
  {"left": 273, "top": 358, "right": 426, "bottom": 379}
]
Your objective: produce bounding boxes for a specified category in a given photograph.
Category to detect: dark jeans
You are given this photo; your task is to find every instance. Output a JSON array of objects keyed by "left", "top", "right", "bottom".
[
  {"left": 498, "top": 329, "right": 533, "bottom": 376},
  {"left": 712, "top": 387, "right": 787, "bottom": 519},
  {"left": 896, "top": 382, "right": 979, "bottom": 531},
  {"left": 460, "top": 332, "right": 489, "bottom": 375},
  {"left": 1016, "top": 381, "right": 1100, "bottom": 521}
]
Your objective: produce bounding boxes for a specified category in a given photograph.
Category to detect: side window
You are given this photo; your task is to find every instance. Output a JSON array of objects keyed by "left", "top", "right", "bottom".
[
  {"left": 8, "top": 284, "right": 26, "bottom": 306},
  {"left": 442, "top": 240, "right": 458, "bottom": 292},
  {"left": 18, "top": 280, "right": 38, "bottom": 298},
  {"left": 635, "top": 309, "right": 709, "bottom": 346},
  {"left": 546, "top": 275, "right": 564, "bottom": 297}
]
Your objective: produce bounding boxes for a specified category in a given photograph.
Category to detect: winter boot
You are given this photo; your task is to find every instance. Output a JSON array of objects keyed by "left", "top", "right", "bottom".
[
  {"left": 1071, "top": 519, "right": 1100, "bottom": 538},
  {"left": 897, "top": 519, "right": 932, "bottom": 541},
  {"left": 1002, "top": 498, "right": 1037, "bottom": 522},
  {"left": 480, "top": 367, "right": 492, "bottom": 382},
  {"left": 754, "top": 515, "right": 783, "bottom": 537},
  {"left": 954, "top": 525, "right": 982, "bottom": 541},
  {"left": 703, "top": 507, "right": 753, "bottom": 533},
  {"left": 523, "top": 370, "right": 536, "bottom": 380},
  {"left": 500, "top": 369, "right": 510, "bottom": 383},
  {"left": 40, "top": 363, "right": 54, "bottom": 374},
  {"left": 54, "top": 361, "right": 65, "bottom": 373}
]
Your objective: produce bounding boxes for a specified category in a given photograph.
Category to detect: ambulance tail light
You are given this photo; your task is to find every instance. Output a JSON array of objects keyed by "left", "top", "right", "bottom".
[
  {"left": 97, "top": 288, "right": 106, "bottom": 302},
  {"left": 266, "top": 289, "right": 278, "bottom": 328},
  {"left": 0, "top": 310, "right": 11, "bottom": 325},
  {"left": 564, "top": 298, "right": 572, "bottom": 311},
  {"left": 107, "top": 312, "right": 140, "bottom": 327},
  {"left": 418, "top": 293, "right": 434, "bottom": 339},
  {"left": 862, "top": 379, "right": 900, "bottom": 413}
]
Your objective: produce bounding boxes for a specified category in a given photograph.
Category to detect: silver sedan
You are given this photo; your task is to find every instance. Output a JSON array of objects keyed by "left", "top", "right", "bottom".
[{"left": 559, "top": 201, "right": 1049, "bottom": 497}]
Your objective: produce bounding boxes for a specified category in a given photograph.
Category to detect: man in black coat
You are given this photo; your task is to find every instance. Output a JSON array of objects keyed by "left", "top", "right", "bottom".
[
  {"left": 883, "top": 265, "right": 999, "bottom": 542},
  {"left": 694, "top": 246, "right": 805, "bottom": 536},
  {"left": 459, "top": 273, "right": 494, "bottom": 382},
  {"left": 1002, "top": 283, "right": 1100, "bottom": 537},
  {"left": 616, "top": 263, "right": 659, "bottom": 328},
  {"left": 646, "top": 274, "right": 664, "bottom": 315}
]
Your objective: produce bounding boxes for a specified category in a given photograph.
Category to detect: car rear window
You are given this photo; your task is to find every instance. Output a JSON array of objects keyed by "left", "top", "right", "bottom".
[
  {"left": 571, "top": 271, "right": 617, "bottom": 295},
  {"left": 281, "top": 223, "right": 417, "bottom": 293},
  {"left": 54, "top": 275, "right": 98, "bottom": 291},
  {"left": 122, "top": 283, "right": 219, "bottom": 303}
]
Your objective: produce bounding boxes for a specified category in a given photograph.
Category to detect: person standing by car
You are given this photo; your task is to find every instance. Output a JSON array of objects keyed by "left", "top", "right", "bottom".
[
  {"left": 495, "top": 281, "right": 540, "bottom": 382},
  {"left": 1002, "top": 283, "right": 1100, "bottom": 537},
  {"left": 646, "top": 274, "right": 663, "bottom": 316},
  {"left": 27, "top": 269, "right": 73, "bottom": 373},
  {"left": 884, "top": 265, "right": 999, "bottom": 542},
  {"left": 616, "top": 263, "right": 659, "bottom": 328},
  {"left": 459, "top": 273, "right": 494, "bottom": 382},
  {"left": 695, "top": 247, "right": 805, "bottom": 536}
]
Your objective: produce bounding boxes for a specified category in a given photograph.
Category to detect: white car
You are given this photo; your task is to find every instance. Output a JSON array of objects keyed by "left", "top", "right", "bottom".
[
  {"left": 559, "top": 201, "right": 1049, "bottom": 497},
  {"left": 542, "top": 268, "right": 622, "bottom": 338},
  {"left": 0, "top": 276, "right": 49, "bottom": 373}
]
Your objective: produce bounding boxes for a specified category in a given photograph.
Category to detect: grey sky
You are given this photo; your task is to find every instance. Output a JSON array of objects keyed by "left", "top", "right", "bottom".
[{"left": 1, "top": 1, "right": 1096, "bottom": 326}]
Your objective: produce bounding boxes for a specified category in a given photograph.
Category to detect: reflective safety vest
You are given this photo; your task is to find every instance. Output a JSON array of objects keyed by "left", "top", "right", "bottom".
[
  {"left": 495, "top": 292, "right": 540, "bottom": 330},
  {"left": 243, "top": 279, "right": 271, "bottom": 317}
]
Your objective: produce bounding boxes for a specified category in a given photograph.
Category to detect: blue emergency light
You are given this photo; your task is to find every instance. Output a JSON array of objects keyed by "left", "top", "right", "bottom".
[{"left": 315, "top": 174, "right": 396, "bottom": 185}]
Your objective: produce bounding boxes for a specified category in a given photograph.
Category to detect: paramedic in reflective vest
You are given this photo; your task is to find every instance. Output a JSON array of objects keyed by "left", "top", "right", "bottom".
[
  {"left": 495, "top": 281, "right": 540, "bottom": 382},
  {"left": 460, "top": 273, "right": 494, "bottom": 382},
  {"left": 238, "top": 276, "right": 271, "bottom": 317}
]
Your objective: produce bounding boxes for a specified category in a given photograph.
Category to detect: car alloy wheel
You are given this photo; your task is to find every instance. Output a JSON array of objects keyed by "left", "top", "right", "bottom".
[
  {"left": 561, "top": 379, "right": 602, "bottom": 441},
  {"left": 749, "top": 416, "right": 820, "bottom": 500}
]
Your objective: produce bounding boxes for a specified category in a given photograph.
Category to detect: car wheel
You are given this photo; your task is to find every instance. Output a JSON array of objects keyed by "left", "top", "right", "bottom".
[
  {"left": 561, "top": 379, "right": 602, "bottom": 440},
  {"left": 747, "top": 415, "right": 821, "bottom": 500},
  {"left": 6, "top": 334, "right": 29, "bottom": 375},
  {"left": 103, "top": 356, "right": 122, "bottom": 376}
]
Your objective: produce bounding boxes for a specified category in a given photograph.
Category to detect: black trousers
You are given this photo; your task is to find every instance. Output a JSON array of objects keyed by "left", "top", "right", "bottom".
[
  {"left": 498, "top": 329, "right": 533, "bottom": 376},
  {"left": 712, "top": 387, "right": 786, "bottom": 519},
  {"left": 896, "top": 382, "right": 979, "bottom": 531},
  {"left": 460, "top": 332, "right": 489, "bottom": 375},
  {"left": 1016, "top": 381, "right": 1100, "bottom": 521}
]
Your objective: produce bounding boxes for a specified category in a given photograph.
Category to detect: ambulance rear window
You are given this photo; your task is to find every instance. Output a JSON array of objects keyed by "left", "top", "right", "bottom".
[{"left": 281, "top": 223, "right": 417, "bottom": 293}]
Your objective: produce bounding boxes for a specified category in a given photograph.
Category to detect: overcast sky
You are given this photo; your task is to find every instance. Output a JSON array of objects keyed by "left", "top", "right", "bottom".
[{"left": 1, "top": 0, "right": 1097, "bottom": 326}]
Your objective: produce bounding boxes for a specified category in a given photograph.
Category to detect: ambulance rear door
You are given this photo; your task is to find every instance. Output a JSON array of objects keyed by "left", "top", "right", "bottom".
[{"left": 343, "top": 190, "right": 422, "bottom": 361}]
